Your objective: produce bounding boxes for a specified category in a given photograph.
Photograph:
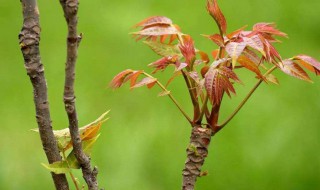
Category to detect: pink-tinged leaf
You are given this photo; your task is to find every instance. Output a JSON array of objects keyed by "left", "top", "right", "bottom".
[
  {"left": 131, "top": 77, "right": 158, "bottom": 89},
  {"left": 279, "top": 59, "right": 312, "bottom": 82},
  {"left": 175, "top": 62, "right": 188, "bottom": 72},
  {"left": 210, "top": 58, "right": 230, "bottom": 68},
  {"left": 253, "top": 23, "right": 287, "bottom": 37},
  {"left": 202, "top": 34, "right": 224, "bottom": 47},
  {"left": 132, "top": 25, "right": 179, "bottom": 36},
  {"left": 134, "top": 16, "right": 172, "bottom": 28},
  {"left": 293, "top": 55, "right": 320, "bottom": 75},
  {"left": 143, "top": 41, "right": 182, "bottom": 58},
  {"left": 148, "top": 57, "right": 176, "bottom": 74},
  {"left": 258, "top": 35, "right": 281, "bottom": 62},
  {"left": 266, "top": 74, "right": 279, "bottom": 85},
  {"left": 110, "top": 69, "right": 134, "bottom": 89},
  {"left": 207, "top": 0, "right": 227, "bottom": 34},
  {"left": 179, "top": 35, "right": 196, "bottom": 65},
  {"left": 226, "top": 25, "right": 247, "bottom": 39},
  {"left": 225, "top": 42, "right": 247, "bottom": 67},
  {"left": 188, "top": 71, "right": 200, "bottom": 82},
  {"left": 243, "top": 35, "right": 265, "bottom": 56},
  {"left": 237, "top": 55, "right": 264, "bottom": 78}
]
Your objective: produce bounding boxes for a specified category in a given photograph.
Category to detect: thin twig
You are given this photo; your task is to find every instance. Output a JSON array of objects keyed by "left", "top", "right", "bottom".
[
  {"left": 196, "top": 94, "right": 208, "bottom": 123},
  {"left": 19, "top": 0, "right": 69, "bottom": 189},
  {"left": 59, "top": 0, "right": 99, "bottom": 189},
  {"left": 181, "top": 70, "right": 200, "bottom": 122},
  {"left": 216, "top": 66, "right": 277, "bottom": 133}
]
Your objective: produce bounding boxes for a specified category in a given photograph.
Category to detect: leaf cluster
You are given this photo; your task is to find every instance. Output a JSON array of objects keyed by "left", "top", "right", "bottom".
[
  {"left": 110, "top": 0, "right": 319, "bottom": 126},
  {"left": 32, "top": 111, "right": 109, "bottom": 174}
]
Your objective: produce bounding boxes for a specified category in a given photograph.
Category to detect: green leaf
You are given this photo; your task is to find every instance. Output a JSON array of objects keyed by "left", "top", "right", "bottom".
[
  {"left": 41, "top": 162, "right": 71, "bottom": 174},
  {"left": 143, "top": 41, "right": 182, "bottom": 58},
  {"left": 65, "top": 134, "right": 101, "bottom": 169},
  {"left": 32, "top": 111, "right": 109, "bottom": 152},
  {"left": 41, "top": 135, "right": 101, "bottom": 174}
]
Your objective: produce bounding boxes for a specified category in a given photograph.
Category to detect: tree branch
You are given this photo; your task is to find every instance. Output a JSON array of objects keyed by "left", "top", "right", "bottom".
[
  {"left": 59, "top": 0, "right": 99, "bottom": 189},
  {"left": 18, "top": 0, "right": 69, "bottom": 189}
]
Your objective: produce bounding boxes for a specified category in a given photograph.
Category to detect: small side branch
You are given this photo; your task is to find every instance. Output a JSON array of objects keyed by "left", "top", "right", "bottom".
[
  {"left": 59, "top": 0, "right": 99, "bottom": 189},
  {"left": 214, "top": 66, "right": 277, "bottom": 134},
  {"left": 19, "top": 0, "right": 69, "bottom": 189}
]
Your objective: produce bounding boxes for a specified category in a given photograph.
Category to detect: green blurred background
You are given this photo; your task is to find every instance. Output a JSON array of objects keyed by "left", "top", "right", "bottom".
[{"left": 0, "top": 0, "right": 319, "bottom": 189}]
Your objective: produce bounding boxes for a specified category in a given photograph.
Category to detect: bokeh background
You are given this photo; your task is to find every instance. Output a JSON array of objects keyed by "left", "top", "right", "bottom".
[{"left": 0, "top": 0, "right": 319, "bottom": 189}]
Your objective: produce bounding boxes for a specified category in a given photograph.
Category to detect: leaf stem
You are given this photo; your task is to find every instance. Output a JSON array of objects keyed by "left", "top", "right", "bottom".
[
  {"left": 217, "top": 66, "right": 277, "bottom": 129},
  {"left": 62, "top": 151, "right": 80, "bottom": 190},
  {"left": 143, "top": 72, "right": 193, "bottom": 124}
]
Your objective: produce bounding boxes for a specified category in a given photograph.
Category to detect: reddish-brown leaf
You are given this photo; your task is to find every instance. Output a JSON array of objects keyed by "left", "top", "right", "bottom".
[
  {"left": 207, "top": 0, "right": 227, "bottom": 34},
  {"left": 211, "top": 49, "right": 220, "bottom": 60},
  {"left": 202, "top": 34, "right": 225, "bottom": 47},
  {"left": 242, "top": 48, "right": 262, "bottom": 66},
  {"left": 279, "top": 59, "right": 312, "bottom": 82},
  {"left": 237, "top": 55, "right": 264, "bottom": 78},
  {"left": 205, "top": 66, "right": 240, "bottom": 104},
  {"left": 294, "top": 55, "right": 320, "bottom": 75},
  {"left": 130, "top": 71, "right": 144, "bottom": 88},
  {"left": 219, "top": 66, "right": 241, "bottom": 82},
  {"left": 225, "top": 42, "right": 247, "bottom": 67},
  {"left": 205, "top": 67, "right": 219, "bottom": 103},
  {"left": 201, "top": 65, "right": 210, "bottom": 78},
  {"left": 147, "top": 80, "right": 157, "bottom": 89},
  {"left": 131, "top": 77, "right": 158, "bottom": 89},
  {"left": 134, "top": 16, "right": 172, "bottom": 28},
  {"left": 197, "top": 50, "right": 210, "bottom": 64},
  {"left": 110, "top": 69, "right": 134, "bottom": 89}
]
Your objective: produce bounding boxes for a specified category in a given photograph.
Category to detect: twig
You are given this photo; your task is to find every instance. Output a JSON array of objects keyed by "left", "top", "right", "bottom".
[
  {"left": 143, "top": 72, "right": 193, "bottom": 124},
  {"left": 18, "top": 0, "right": 69, "bottom": 189},
  {"left": 59, "top": 0, "right": 99, "bottom": 189},
  {"left": 181, "top": 70, "right": 200, "bottom": 122}
]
